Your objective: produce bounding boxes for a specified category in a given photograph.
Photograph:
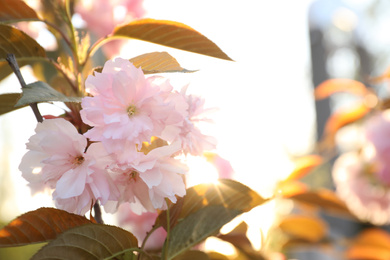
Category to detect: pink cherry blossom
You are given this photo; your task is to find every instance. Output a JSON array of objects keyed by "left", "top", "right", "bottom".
[
  {"left": 117, "top": 204, "right": 166, "bottom": 249},
  {"left": 76, "top": 0, "right": 144, "bottom": 37},
  {"left": 104, "top": 142, "right": 187, "bottom": 213},
  {"left": 75, "top": 0, "right": 145, "bottom": 57},
  {"left": 365, "top": 110, "right": 390, "bottom": 185},
  {"left": 19, "top": 118, "right": 117, "bottom": 214},
  {"left": 332, "top": 151, "right": 390, "bottom": 225},
  {"left": 161, "top": 87, "right": 217, "bottom": 156},
  {"left": 204, "top": 152, "right": 234, "bottom": 179},
  {"left": 81, "top": 58, "right": 184, "bottom": 163}
]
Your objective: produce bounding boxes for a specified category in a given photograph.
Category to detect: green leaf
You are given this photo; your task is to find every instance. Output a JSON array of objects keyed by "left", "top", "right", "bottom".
[
  {"left": 0, "top": 208, "right": 93, "bottom": 247},
  {"left": 15, "top": 81, "right": 81, "bottom": 107},
  {"left": 157, "top": 179, "right": 267, "bottom": 259},
  {"left": 0, "top": 24, "right": 46, "bottom": 61},
  {"left": 167, "top": 206, "right": 241, "bottom": 259},
  {"left": 129, "top": 52, "right": 196, "bottom": 74},
  {"left": 31, "top": 224, "right": 139, "bottom": 260},
  {"left": 158, "top": 179, "right": 267, "bottom": 230},
  {"left": 0, "top": 93, "right": 25, "bottom": 115},
  {"left": 112, "top": 19, "right": 232, "bottom": 61},
  {"left": 0, "top": 0, "right": 40, "bottom": 22}
]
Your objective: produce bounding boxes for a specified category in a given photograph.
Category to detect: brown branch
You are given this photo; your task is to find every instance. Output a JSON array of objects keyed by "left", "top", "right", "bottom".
[{"left": 6, "top": 54, "right": 43, "bottom": 123}]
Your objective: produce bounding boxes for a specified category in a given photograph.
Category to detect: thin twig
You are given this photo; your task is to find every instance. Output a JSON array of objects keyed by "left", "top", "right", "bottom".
[{"left": 6, "top": 54, "right": 43, "bottom": 123}]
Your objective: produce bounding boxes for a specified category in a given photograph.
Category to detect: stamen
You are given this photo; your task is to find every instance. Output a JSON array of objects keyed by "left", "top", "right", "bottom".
[
  {"left": 129, "top": 170, "right": 138, "bottom": 181},
  {"left": 127, "top": 105, "right": 137, "bottom": 117},
  {"left": 74, "top": 155, "right": 85, "bottom": 165}
]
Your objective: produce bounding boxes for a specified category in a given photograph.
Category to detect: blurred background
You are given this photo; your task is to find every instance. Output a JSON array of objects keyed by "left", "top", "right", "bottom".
[{"left": 1, "top": 0, "right": 390, "bottom": 259}]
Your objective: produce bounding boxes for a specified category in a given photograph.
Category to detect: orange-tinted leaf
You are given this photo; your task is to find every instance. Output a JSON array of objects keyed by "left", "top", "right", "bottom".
[
  {"left": 315, "top": 79, "right": 369, "bottom": 100},
  {"left": 218, "top": 222, "right": 253, "bottom": 252},
  {"left": 0, "top": 93, "right": 25, "bottom": 115},
  {"left": 112, "top": 19, "right": 232, "bottom": 61},
  {"left": 0, "top": 24, "right": 46, "bottom": 61},
  {"left": 92, "top": 52, "right": 194, "bottom": 75},
  {"left": 275, "top": 181, "right": 308, "bottom": 198},
  {"left": 347, "top": 246, "right": 390, "bottom": 260},
  {"left": 174, "top": 250, "right": 210, "bottom": 260},
  {"left": 31, "top": 224, "right": 138, "bottom": 260},
  {"left": 289, "top": 189, "right": 352, "bottom": 215},
  {"left": 207, "top": 252, "right": 230, "bottom": 260},
  {"left": 282, "top": 238, "right": 331, "bottom": 250},
  {"left": 347, "top": 229, "right": 390, "bottom": 260},
  {"left": 0, "top": 207, "right": 93, "bottom": 247},
  {"left": 278, "top": 215, "right": 327, "bottom": 242},
  {"left": 371, "top": 66, "right": 390, "bottom": 83},
  {"left": 0, "top": 0, "right": 40, "bottom": 22},
  {"left": 284, "top": 155, "right": 323, "bottom": 182},
  {"left": 129, "top": 51, "right": 195, "bottom": 74},
  {"left": 324, "top": 102, "right": 371, "bottom": 137}
]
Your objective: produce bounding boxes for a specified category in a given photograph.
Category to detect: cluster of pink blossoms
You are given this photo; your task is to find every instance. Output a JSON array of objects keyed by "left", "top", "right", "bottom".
[
  {"left": 332, "top": 110, "right": 390, "bottom": 225},
  {"left": 19, "top": 58, "right": 216, "bottom": 215}
]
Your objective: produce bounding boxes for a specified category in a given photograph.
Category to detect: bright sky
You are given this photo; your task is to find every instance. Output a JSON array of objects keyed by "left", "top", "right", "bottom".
[{"left": 138, "top": 0, "right": 315, "bottom": 192}]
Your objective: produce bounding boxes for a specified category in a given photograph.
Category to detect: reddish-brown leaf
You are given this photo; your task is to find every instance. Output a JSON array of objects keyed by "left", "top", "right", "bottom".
[
  {"left": 31, "top": 224, "right": 138, "bottom": 260},
  {"left": 0, "top": 93, "right": 25, "bottom": 115},
  {"left": 0, "top": 0, "right": 40, "bottom": 22},
  {"left": 0, "top": 24, "right": 46, "bottom": 60},
  {"left": 173, "top": 250, "right": 210, "bottom": 260},
  {"left": 289, "top": 189, "right": 352, "bottom": 215},
  {"left": 347, "top": 228, "right": 390, "bottom": 260},
  {"left": 315, "top": 79, "right": 369, "bottom": 100},
  {"left": 0, "top": 207, "right": 93, "bottom": 247},
  {"left": 284, "top": 155, "right": 323, "bottom": 182},
  {"left": 112, "top": 19, "right": 232, "bottom": 61},
  {"left": 278, "top": 215, "right": 327, "bottom": 243}
]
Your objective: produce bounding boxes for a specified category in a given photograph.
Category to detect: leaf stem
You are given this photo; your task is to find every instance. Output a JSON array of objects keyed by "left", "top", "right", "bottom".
[
  {"left": 103, "top": 247, "right": 144, "bottom": 260},
  {"left": 6, "top": 54, "right": 43, "bottom": 123},
  {"left": 162, "top": 198, "right": 171, "bottom": 260},
  {"left": 42, "top": 19, "right": 73, "bottom": 52},
  {"left": 46, "top": 58, "right": 78, "bottom": 93},
  {"left": 82, "top": 34, "right": 114, "bottom": 66},
  {"left": 64, "top": 0, "right": 83, "bottom": 94},
  {"left": 139, "top": 224, "right": 159, "bottom": 258}
]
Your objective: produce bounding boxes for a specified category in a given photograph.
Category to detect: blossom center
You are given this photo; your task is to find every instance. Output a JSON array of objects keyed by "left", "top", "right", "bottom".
[
  {"left": 127, "top": 105, "right": 137, "bottom": 117},
  {"left": 129, "top": 170, "right": 139, "bottom": 181},
  {"left": 73, "top": 155, "right": 85, "bottom": 165}
]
